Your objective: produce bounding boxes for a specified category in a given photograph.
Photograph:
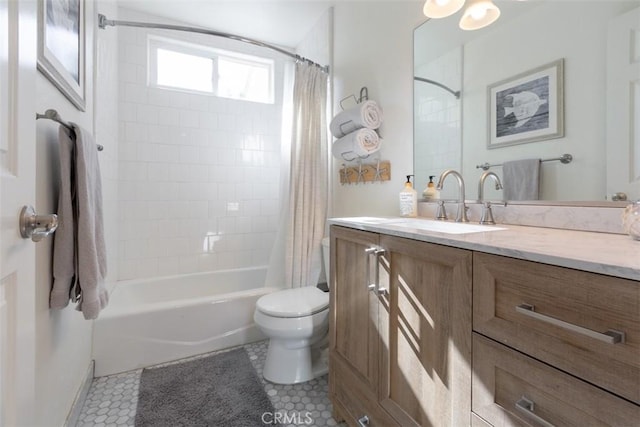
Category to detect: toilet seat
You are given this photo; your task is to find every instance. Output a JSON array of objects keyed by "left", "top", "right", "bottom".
[{"left": 256, "top": 287, "right": 329, "bottom": 318}]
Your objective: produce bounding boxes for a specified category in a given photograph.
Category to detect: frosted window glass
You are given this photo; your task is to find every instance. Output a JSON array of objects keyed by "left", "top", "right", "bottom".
[
  {"left": 218, "top": 57, "right": 272, "bottom": 103},
  {"left": 156, "top": 48, "right": 213, "bottom": 92}
]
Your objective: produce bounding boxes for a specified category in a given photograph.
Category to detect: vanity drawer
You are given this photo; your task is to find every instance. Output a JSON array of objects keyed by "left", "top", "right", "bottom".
[
  {"left": 472, "top": 334, "right": 640, "bottom": 426},
  {"left": 473, "top": 252, "right": 640, "bottom": 404}
]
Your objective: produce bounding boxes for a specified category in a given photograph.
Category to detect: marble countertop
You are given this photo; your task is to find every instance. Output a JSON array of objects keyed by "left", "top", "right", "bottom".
[{"left": 329, "top": 217, "right": 640, "bottom": 281}]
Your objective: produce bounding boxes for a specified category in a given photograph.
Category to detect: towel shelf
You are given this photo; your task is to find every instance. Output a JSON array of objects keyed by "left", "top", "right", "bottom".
[
  {"left": 36, "top": 109, "right": 104, "bottom": 151},
  {"left": 476, "top": 154, "right": 572, "bottom": 171}
]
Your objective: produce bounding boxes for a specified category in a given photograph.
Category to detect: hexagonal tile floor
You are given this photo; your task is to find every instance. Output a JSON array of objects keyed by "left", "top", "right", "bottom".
[{"left": 77, "top": 341, "right": 346, "bottom": 427}]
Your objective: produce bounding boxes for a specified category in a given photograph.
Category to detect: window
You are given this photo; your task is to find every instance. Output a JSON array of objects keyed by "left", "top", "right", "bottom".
[{"left": 148, "top": 36, "right": 274, "bottom": 104}]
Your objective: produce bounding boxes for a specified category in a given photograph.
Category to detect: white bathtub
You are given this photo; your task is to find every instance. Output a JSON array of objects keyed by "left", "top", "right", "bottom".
[{"left": 93, "top": 267, "right": 277, "bottom": 376}]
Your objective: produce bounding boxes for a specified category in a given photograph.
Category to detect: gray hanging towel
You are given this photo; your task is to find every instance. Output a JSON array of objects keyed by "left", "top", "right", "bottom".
[
  {"left": 502, "top": 158, "right": 541, "bottom": 201},
  {"left": 51, "top": 124, "right": 108, "bottom": 319}
]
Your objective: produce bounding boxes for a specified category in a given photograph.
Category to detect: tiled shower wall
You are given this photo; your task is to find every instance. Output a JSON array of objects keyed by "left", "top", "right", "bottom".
[
  {"left": 414, "top": 46, "right": 462, "bottom": 201},
  {"left": 117, "top": 9, "right": 284, "bottom": 280}
]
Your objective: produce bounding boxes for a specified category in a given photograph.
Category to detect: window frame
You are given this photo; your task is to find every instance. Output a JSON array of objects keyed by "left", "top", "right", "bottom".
[{"left": 147, "top": 35, "right": 275, "bottom": 104}]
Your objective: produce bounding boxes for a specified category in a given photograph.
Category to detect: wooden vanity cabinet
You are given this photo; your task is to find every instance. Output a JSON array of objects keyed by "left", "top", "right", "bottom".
[
  {"left": 330, "top": 224, "right": 639, "bottom": 427},
  {"left": 472, "top": 252, "right": 640, "bottom": 426},
  {"left": 329, "top": 225, "right": 473, "bottom": 427}
]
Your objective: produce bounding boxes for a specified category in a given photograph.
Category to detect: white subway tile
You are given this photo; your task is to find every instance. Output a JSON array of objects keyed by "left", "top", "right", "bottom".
[
  {"left": 188, "top": 94, "right": 209, "bottom": 111},
  {"left": 136, "top": 259, "right": 159, "bottom": 277},
  {"left": 120, "top": 62, "right": 138, "bottom": 83},
  {"left": 122, "top": 82, "right": 147, "bottom": 104},
  {"left": 198, "top": 112, "right": 218, "bottom": 130},
  {"left": 148, "top": 125, "right": 171, "bottom": 144},
  {"left": 197, "top": 254, "right": 218, "bottom": 272},
  {"left": 136, "top": 105, "right": 159, "bottom": 124},
  {"left": 157, "top": 107, "right": 181, "bottom": 126},
  {"left": 179, "top": 145, "right": 200, "bottom": 163},
  {"left": 179, "top": 110, "right": 199, "bottom": 128},
  {"left": 190, "top": 129, "right": 209, "bottom": 146},
  {"left": 156, "top": 257, "right": 181, "bottom": 276}
]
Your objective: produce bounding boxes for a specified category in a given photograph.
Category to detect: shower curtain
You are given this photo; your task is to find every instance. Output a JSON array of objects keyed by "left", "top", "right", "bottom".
[{"left": 266, "top": 62, "right": 329, "bottom": 289}]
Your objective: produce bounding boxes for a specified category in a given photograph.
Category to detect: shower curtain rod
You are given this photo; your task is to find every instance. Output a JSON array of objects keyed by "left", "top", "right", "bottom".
[
  {"left": 98, "top": 14, "right": 329, "bottom": 73},
  {"left": 414, "top": 76, "right": 460, "bottom": 99}
]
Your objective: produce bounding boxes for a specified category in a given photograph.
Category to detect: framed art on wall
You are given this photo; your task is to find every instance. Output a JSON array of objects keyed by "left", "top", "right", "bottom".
[
  {"left": 487, "top": 59, "right": 564, "bottom": 149},
  {"left": 37, "top": 0, "right": 86, "bottom": 111}
]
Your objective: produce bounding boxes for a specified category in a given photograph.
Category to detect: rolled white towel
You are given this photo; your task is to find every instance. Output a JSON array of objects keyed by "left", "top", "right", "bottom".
[
  {"left": 330, "top": 100, "right": 383, "bottom": 138},
  {"left": 332, "top": 128, "right": 381, "bottom": 160}
]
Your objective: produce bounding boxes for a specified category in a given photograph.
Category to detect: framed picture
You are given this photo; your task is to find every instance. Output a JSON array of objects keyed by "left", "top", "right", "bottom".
[
  {"left": 487, "top": 59, "right": 563, "bottom": 149},
  {"left": 37, "top": 0, "right": 86, "bottom": 111}
]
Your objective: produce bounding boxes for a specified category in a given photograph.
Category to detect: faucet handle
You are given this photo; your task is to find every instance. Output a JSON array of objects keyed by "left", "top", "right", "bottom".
[
  {"left": 436, "top": 200, "right": 448, "bottom": 220},
  {"left": 479, "top": 201, "right": 496, "bottom": 225}
]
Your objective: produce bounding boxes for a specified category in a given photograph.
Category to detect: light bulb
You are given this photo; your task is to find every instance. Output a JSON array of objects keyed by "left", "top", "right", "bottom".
[
  {"left": 470, "top": 6, "right": 487, "bottom": 20},
  {"left": 423, "top": 0, "right": 465, "bottom": 19},
  {"left": 459, "top": 0, "right": 500, "bottom": 30}
]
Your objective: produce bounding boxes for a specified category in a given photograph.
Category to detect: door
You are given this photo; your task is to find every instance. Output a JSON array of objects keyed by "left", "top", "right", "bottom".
[
  {"left": 0, "top": 0, "right": 37, "bottom": 425},
  {"left": 607, "top": 6, "right": 640, "bottom": 200},
  {"left": 378, "top": 235, "right": 472, "bottom": 427}
]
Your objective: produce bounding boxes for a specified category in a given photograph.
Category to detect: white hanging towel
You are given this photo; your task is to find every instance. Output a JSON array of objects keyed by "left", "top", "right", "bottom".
[
  {"left": 331, "top": 128, "right": 381, "bottom": 160},
  {"left": 51, "top": 124, "right": 108, "bottom": 320},
  {"left": 330, "top": 100, "right": 383, "bottom": 138}
]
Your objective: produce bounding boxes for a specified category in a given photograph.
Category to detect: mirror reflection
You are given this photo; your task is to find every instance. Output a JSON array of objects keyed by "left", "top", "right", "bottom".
[{"left": 414, "top": 0, "right": 640, "bottom": 203}]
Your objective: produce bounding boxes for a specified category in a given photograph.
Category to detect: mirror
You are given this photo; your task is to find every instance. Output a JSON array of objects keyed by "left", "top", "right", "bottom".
[{"left": 414, "top": 0, "right": 640, "bottom": 203}]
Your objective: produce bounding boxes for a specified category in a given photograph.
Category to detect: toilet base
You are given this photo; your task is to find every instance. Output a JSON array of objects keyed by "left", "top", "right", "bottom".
[{"left": 262, "top": 339, "right": 328, "bottom": 384}]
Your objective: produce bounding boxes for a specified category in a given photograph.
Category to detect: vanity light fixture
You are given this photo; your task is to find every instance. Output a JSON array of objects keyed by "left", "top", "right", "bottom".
[
  {"left": 423, "top": 0, "right": 466, "bottom": 19},
  {"left": 459, "top": 0, "right": 501, "bottom": 31}
]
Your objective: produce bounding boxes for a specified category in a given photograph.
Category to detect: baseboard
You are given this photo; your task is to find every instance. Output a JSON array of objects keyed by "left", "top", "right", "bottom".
[{"left": 64, "top": 360, "right": 95, "bottom": 427}]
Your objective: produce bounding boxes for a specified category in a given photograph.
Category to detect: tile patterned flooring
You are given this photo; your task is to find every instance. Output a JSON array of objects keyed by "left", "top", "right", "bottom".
[{"left": 76, "top": 340, "right": 345, "bottom": 427}]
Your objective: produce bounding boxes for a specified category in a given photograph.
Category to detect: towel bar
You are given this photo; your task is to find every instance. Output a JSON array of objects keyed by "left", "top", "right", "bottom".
[
  {"left": 476, "top": 154, "right": 572, "bottom": 171},
  {"left": 36, "top": 109, "right": 104, "bottom": 151}
]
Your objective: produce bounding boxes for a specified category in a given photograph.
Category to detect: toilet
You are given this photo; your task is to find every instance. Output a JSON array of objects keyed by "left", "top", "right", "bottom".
[{"left": 253, "top": 237, "right": 331, "bottom": 384}]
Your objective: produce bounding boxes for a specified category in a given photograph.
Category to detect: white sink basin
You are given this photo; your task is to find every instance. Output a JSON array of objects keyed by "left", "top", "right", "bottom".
[{"left": 386, "top": 218, "right": 507, "bottom": 234}]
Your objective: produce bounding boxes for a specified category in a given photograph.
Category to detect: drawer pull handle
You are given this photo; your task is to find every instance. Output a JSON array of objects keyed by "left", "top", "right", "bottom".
[
  {"left": 516, "top": 304, "right": 625, "bottom": 344},
  {"left": 357, "top": 415, "right": 370, "bottom": 426},
  {"left": 515, "top": 396, "right": 555, "bottom": 427}
]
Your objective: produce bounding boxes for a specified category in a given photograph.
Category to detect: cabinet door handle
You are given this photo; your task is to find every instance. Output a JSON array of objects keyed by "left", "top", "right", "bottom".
[
  {"left": 357, "top": 415, "right": 370, "bottom": 426},
  {"left": 365, "top": 248, "right": 377, "bottom": 292},
  {"left": 364, "top": 248, "right": 387, "bottom": 295},
  {"left": 373, "top": 249, "right": 387, "bottom": 296},
  {"left": 516, "top": 304, "right": 625, "bottom": 344},
  {"left": 515, "top": 396, "right": 555, "bottom": 427}
]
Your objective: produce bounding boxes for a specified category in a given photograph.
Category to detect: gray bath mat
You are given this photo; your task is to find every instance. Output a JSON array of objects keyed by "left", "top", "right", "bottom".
[{"left": 135, "top": 348, "right": 277, "bottom": 426}]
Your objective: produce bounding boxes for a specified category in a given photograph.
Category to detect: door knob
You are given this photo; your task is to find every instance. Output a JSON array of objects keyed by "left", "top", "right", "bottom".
[{"left": 19, "top": 205, "right": 58, "bottom": 242}]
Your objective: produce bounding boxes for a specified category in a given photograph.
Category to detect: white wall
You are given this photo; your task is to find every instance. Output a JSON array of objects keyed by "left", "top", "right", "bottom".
[
  {"left": 331, "top": 1, "right": 424, "bottom": 217},
  {"left": 116, "top": 8, "right": 285, "bottom": 280},
  {"left": 34, "top": 0, "right": 119, "bottom": 424}
]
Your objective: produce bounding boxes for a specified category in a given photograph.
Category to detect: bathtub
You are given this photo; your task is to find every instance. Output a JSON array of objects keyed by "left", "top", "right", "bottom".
[{"left": 93, "top": 267, "right": 277, "bottom": 376}]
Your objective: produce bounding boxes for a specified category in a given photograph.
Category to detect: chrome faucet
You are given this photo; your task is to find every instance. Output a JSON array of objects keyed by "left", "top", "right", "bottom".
[
  {"left": 478, "top": 171, "right": 503, "bottom": 225},
  {"left": 436, "top": 170, "right": 469, "bottom": 222}
]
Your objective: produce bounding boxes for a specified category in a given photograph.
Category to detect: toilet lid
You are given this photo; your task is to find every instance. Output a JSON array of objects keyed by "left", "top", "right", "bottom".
[{"left": 256, "top": 287, "right": 329, "bottom": 318}]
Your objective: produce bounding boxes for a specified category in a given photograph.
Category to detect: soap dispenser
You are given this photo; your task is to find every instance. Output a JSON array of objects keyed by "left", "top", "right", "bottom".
[
  {"left": 399, "top": 175, "right": 418, "bottom": 217},
  {"left": 422, "top": 175, "right": 440, "bottom": 201}
]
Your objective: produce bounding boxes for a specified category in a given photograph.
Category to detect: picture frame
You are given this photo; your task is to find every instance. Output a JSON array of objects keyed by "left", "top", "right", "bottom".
[
  {"left": 487, "top": 59, "right": 564, "bottom": 149},
  {"left": 37, "top": 0, "right": 86, "bottom": 111}
]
